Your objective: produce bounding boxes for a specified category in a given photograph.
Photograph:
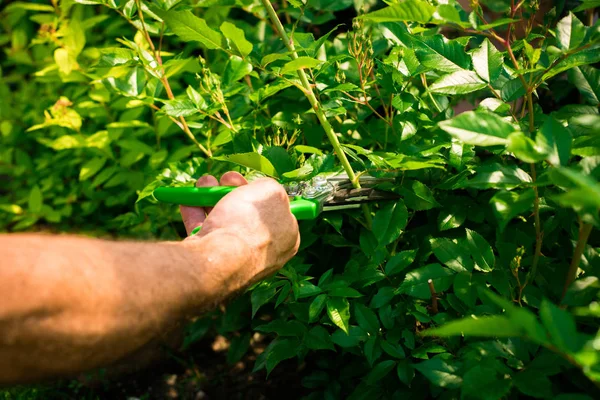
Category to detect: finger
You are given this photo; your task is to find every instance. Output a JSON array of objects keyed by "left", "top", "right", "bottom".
[
  {"left": 197, "top": 174, "right": 219, "bottom": 215},
  {"left": 219, "top": 171, "right": 248, "bottom": 187},
  {"left": 180, "top": 175, "right": 218, "bottom": 235}
]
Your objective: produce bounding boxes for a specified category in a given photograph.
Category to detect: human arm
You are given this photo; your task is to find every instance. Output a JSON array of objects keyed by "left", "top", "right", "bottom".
[{"left": 0, "top": 173, "right": 299, "bottom": 384}]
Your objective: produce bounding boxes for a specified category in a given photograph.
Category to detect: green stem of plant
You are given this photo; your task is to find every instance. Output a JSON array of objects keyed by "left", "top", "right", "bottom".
[
  {"left": 562, "top": 221, "right": 593, "bottom": 301},
  {"left": 504, "top": 35, "right": 543, "bottom": 286},
  {"left": 260, "top": 0, "right": 371, "bottom": 226},
  {"left": 529, "top": 163, "right": 542, "bottom": 280}
]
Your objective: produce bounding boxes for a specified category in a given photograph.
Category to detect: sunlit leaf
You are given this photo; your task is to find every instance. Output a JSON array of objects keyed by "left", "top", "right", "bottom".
[
  {"left": 439, "top": 111, "right": 518, "bottom": 146},
  {"left": 359, "top": 0, "right": 435, "bottom": 23},
  {"left": 429, "top": 70, "right": 486, "bottom": 94},
  {"left": 220, "top": 21, "right": 252, "bottom": 58},
  {"left": 398, "top": 264, "right": 455, "bottom": 299},
  {"left": 327, "top": 297, "right": 350, "bottom": 334},
  {"left": 154, "top": 9, "right": 224, "bottom": 50},
  {"left": 471, "top": 38, "right": 503, "bottom": 83},
  {"left": 556, "top": 12, "right": 586, "bottom": 51},
  {"left": 490, "top": 189, "right": 535, "bottom": 231},
  {"left": 213, "top": 153, "right": 277, "bottom": 177},
  {"left": 372, "top": 200, "right": 408, "bottom": 246}
]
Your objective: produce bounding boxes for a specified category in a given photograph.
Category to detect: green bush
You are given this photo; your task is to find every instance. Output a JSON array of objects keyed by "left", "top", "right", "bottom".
[{"left": 2, "top": 0, "right": 600, "bottom": 398}]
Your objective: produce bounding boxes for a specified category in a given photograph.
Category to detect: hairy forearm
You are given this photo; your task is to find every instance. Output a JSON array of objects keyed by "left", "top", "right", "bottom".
[{"left": 0, "top": 230, "right": 255, "bottom": 384}]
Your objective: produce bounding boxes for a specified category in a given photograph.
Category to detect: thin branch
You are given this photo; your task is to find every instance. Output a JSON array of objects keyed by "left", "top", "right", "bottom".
[
  {"left": 428, "top": 279, "right": 438, "bottom": 314},
  {"left": 260, "top": 2, "right": 360, "bottom": 188},
  {"left": 562, "top": 221, "right": 594, "bottom": 301},
  {"left": 134, "top": 0, "right": 211, "bottom": 157}
]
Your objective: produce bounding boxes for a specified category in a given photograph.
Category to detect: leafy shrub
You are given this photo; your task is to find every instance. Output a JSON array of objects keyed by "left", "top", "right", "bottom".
[{"left": 2, "top": 0, "right": 600, "bottom": 398}]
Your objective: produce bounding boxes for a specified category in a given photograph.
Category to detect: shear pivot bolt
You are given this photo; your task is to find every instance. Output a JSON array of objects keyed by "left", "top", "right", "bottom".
[
  {"left": 304, "top": 186, "right": 318, "bottom": 198},
  {"left": 313, "top": 176, "right": 327, "bottom": 187}
]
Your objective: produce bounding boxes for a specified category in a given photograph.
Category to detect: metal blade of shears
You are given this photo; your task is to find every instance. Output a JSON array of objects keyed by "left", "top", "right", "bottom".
[{"left": 322, "top": 187, "right": 401, "bottom": 212}]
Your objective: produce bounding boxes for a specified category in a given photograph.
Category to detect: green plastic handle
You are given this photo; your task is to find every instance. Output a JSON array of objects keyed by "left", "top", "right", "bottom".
[{"left": 153, "top": 186, "right": 320, "bottom": 220}]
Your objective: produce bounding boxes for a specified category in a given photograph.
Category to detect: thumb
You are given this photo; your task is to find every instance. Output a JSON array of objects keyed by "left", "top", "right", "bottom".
[{"left": 180, "top": 175, "right": 218, "bottom": 236}]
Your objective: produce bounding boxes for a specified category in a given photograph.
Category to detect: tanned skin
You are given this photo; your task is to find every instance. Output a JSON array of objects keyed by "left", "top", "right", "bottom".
[{"left": 0, "top": 172, "right": 300, "bottom": 384}]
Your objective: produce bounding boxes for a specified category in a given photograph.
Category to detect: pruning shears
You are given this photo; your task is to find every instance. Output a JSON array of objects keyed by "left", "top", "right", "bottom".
[{"left": 153, "top": 173, "right": 400, "bottom": 223}]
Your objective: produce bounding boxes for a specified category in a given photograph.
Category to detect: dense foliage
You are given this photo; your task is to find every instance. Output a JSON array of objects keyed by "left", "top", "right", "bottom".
[{"left": 2, "top": 0, "right": 600, "bottom": 398}]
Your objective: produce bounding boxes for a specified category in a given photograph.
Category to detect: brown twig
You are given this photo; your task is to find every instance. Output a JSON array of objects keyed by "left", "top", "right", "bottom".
[
  {"left": 428, "top": 279, "right": 438, "bottom": 314},
  {"left": 133, "top": 0, "right": 212, "bottom": 157},
  {"left": 562, "top": 221, "right": 594, "bottom": 301}
]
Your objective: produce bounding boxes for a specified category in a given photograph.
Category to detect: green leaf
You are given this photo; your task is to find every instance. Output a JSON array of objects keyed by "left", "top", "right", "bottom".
[
  {"left": 227, "top": 332, "right": 251, "bottom": 364},
  {"left": 296, "top": 280, "right": 322, "bottom": 299},
  {"left": 477, "top": 18, "right": 519, "bottom": 29},
  {"left": 397, "top": 360, "right": 415, "bottom": 386},
  {"left": 332, "top": 326, "right": 367, "bottom": 347},
  {"left": 398, "top": 264, "right": 455, "bottom": 299},
  {"left": 435, "top": 4, "right": 465, "bottom": 25},
  {"left": 568, "top": 66, "right": 600, "bottom": 105},
  {"left": 381, "top": 340, "right": 405, "bottom": 359},
  {"left": 6, "top": 1, "right": 56, "bottom": 11},
  {"left": 186, "top": 86, "right": 206, "bottom": 110},
  {"left": 359, "top": 0, "right": 435, "bottom": 23},
  {"left": 539, "top": 299, "right": 579, "bottom": 352},
  {"left": 465, "top": 229, "right": 495, "bottom": 272},
  {"left": 556, "top": 12, "right": 586, "bottom": 51},
  {"left": 213, "top": 153, "right": 277, "bottom": 177},
  {"left": 438, "top": 111, "right": 517, "bottom": 146},
  {"left": 260, "top": 53, "right": 291, "bottom": 67},
  {"left": 354, "top": 303, "right": 380, "bottom": 334},
  {"left": 481, "top": 290, "right": 550, "bottom": 345},
  {"left": 79, "top": 157, "right": 107, "bottom": 181},
  {"left": 220, "top": 21, "right": 252, "bottom": 58},
  {"left": 507, "top": 132, "right": 548, "bottom": 163},
  {"left": 327, "top": 297, "right": 350, "bottom": 334},
  {"left": 154, "top": 9, "right": 224, "bottom": 50},
  {"left": 462, "top": 367, "right": 512, "bottom": 400},
  {"left": 429, "top": 70, "right": 486, "bottom": 94},
  {"left": 471, "top": 38, "right": 504, "bottom": 82},
  {"left": 490, "top": 189, "right": 535, "bottom": 231},
  {"left": 550, "top": 167, "right": 600, "bottom": 211},
  {"left": 370, "top": 287, "right": 396, "bottom": 308},
  {"left": 372, "top": 200, "right": 408, "bottom": 246},
  {"left": 328, "top": 287, "right": 363, "bottom": 298},
  {"left": 366, "top": 360, "right": 396, "bottom": 385},
  {"left": 162, "top": 99, "right": 198, "bottom": 117},
  {"left": 223, "top": 55, "right": 253, "bottom": 84},
  {"left": 437, "top": 205, "right": 466, "bottom": 231},
  {"left": 0, "top": 204, "right": 23, "bottom": 215},
  {"left": 514, "top": 370, "right": 554, "bottom": 399},
  {"left": 294, "top": 145, "right": 323, "bottom": 155},
  {"left": 280, "top": 57, "right": 323, "bottom": 74},
  {"left": 251, "top": 282, "right": 278, "bottom": 317},
  {"left": 413, "top": 357, "right": 462, "bottom": 389},
  {"left": 536, "top": 117, "right": 572, "bottom": 166},
  {"left": 422, "top": 315, "right": 523, "bottom": 337},
  {"left": 542, "top": 49, "right": 600, "bottom": 81},
  {"left": 401, "top": 181, "right": 438, "bottom": 210},
  {"left": 501, "top": 77, "right": 526, "bottom": 102},
  {"left": 306, "top": 326, "right": 335, "bottom": 351},
  {"left": 265, "top": 338, "right": 300, "bottom": 375},
  {"left": 385, "top": 249, "right": 417, "bottom": 276},
  {"left": 430, "top": 237, "right": 474, "bottom": 273},
  {"left": 309, "top": 294, "right": 328, "bottom": 323},
  {"left": 413, "top": 35, "right": 471, "bottom": 72},
  {"left": 453, "top": 273, "right": 484, "bottom": 307},
  {"left": 574, "top": 0, "right": 600, "bottom": 12},
  {"left": 463, "top": 163, "right": 532, "bottom": 190},
  {"left": 364, "top": 336, "right": 382, "bottom": 367},
  {"left": 262, "top": 146, "right": 294, "bottom": 176},
  {"left": 28, "top": 185, "right": 43, "bottom": 214},
  {"left": 255, "top": 319, "right": 307, "bottom": 337}
]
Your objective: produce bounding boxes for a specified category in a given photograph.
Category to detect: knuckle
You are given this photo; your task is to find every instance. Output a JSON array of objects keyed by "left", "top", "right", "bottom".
[{"left": 258, "top": 178, "right": 288, "bottom": 200}]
